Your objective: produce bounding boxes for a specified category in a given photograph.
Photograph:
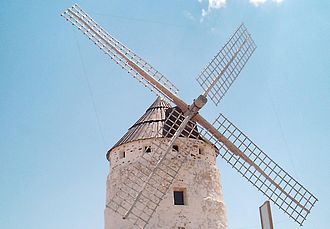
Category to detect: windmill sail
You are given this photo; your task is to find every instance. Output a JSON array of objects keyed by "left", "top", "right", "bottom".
[
  {"left": 61, "top": 4, "right": 179, "bottom": 103},
  {"left": 199, "top": 113, "right": 318, "bottom": 225},
  {"left": 196, "top": 24, "right": 256, "bottom": 106}
]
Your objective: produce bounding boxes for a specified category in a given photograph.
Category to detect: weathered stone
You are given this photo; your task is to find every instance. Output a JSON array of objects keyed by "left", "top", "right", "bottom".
[{"left": 105, "top": 138, "right": 227, "bottom": 229}]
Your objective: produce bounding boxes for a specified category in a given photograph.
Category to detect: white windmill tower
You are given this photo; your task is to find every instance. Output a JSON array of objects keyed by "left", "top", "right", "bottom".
[
  {"left": 62, "top": 4, "right": 318, "bottom": 229},
  {"left": 105, "top": 97, "right": 227, "bottom": 228}
]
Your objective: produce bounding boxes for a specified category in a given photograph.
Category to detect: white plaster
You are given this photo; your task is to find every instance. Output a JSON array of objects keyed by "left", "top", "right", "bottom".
[{"left": 105, "top": 138, "right": 227, "bottom": 228}]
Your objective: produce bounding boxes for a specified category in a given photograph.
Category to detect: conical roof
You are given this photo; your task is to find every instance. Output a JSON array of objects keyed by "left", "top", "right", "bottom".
[
  {"left": 108, "top": 97, "right": 171, "bottom": 152},
  {"left": 107, "top": 97, "right": 206, "bottom": 160}
]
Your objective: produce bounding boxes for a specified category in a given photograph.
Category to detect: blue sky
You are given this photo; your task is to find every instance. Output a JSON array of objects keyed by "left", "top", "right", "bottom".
[{"left": 0, "top": 0, "right": 329, "bottom": 228}]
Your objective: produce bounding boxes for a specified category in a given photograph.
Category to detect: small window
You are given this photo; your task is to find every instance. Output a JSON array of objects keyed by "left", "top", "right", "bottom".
[
  {"left": 144, "top": 146, "right": 152, "bottom": 153},
  {"left": 174, "top": 190, "right": 185, "bottom": 205},
  {"left": 172, "top": 145, "right": 179, "bottom": 152},
  {"left": 119, "top": 151, "right": 125, "bottom": 159}
]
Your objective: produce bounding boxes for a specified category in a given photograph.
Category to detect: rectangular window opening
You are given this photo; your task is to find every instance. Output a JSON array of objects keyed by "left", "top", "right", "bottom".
[
  {"left": 119, "top": 151, "right": 126, "bottom": 159},
  {"left": 144, "top": 146, "right": 152, "bottom": 153},
  {"left": 172, "top": 145, "right": 179, "bottom": 152},
  {"left": 174, "top": 188, "right": 186, "bottom": 205}
]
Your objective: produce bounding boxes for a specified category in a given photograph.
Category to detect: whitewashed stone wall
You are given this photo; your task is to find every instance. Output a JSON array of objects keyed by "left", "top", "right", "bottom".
[{"left": 105, "top": 138, "right": 227, "bottom": 229}]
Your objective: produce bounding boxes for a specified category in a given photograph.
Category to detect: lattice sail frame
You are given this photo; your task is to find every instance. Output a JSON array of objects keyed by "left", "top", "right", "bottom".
[
  {"left": 196, "top": 24, "right": 256, "bottom": 106},
  {"left": 199, "top": 114, "right": 318, "bottom": 225},
  {"left": 61, "top": 4, "right": 179, "bottom": 102},
  {"left": 107, "top": 108, "right": 201, "bottom": 228}
]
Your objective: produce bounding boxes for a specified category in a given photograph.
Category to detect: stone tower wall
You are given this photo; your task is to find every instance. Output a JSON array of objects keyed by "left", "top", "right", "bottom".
[{"left": 105, "top": 138, "right": 227, "bottom": 229}]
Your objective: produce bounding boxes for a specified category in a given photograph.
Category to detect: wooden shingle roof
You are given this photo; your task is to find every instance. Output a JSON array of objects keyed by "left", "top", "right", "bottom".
[
  {"left": 107, "top": 97, "right": 207, "bottom": 160},
  {"left": 107, "top": 97, "right": 170, "bottom": 154}
]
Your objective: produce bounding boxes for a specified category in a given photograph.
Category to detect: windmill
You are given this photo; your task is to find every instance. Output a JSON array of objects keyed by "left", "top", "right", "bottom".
[{"left": 61, "top": 4, "right": 317, "bottom": 228}]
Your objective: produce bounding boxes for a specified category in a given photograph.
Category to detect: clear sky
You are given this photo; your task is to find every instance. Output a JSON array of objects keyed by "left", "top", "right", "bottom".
[{"left": 0, "top": 0, "right": 329, "bottom": 228}]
